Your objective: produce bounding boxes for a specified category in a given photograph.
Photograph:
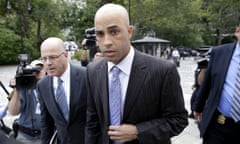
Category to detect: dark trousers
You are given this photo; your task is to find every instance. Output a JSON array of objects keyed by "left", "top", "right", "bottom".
[{"left": 203, "top": 111, "right": 240, "bottom": 144}]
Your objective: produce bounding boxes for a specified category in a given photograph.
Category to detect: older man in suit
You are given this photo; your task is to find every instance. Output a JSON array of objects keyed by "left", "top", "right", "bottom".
[
  {"left": 85, "top": 3, "right": 188, "bottom": 144},
  {"left": 193, "top": 26, "right": 240, "bottom": 143},
  {"left": 37, "top": 37, "right": 87, "bottom": 144}
]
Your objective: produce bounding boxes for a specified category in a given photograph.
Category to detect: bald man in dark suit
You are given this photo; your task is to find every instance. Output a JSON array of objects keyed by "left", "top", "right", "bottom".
[
  {"left": 85, "top": 3, "right": 188, "bottom": 144},
  {"left": 37, "top": 37, "right": 87, "bottom": 144}
]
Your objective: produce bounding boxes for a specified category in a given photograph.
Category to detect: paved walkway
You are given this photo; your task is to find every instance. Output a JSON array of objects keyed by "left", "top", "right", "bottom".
[
  {"left": 172, "top": 57, "right": 202, "bottom": 144},
  {"left": 0, "top": 58, "right": 203, "bottom": 143}
]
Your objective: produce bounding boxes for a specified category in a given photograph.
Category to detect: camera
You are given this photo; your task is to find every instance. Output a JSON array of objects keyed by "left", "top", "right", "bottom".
[
  {"left": 82, "top": 27, "right": 98, "bottom": 60},
  {"left": 83, "top": 27, "right": 96, "bottom": 49},
  {"left": 14, "top": 54, "right": 41, "bottom": 89}
]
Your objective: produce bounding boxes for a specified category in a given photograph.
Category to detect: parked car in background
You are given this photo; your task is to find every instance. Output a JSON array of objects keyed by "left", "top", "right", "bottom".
[
  {"left": 178, "top": 47, "right": 191, "bottom": 59},
  {"left": 190, "top": 49, "right": 199, "bottom": 57}
]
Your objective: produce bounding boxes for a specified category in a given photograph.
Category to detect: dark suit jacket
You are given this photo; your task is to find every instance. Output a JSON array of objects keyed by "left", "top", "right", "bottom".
[
  {"left": 37, "top": 64, "right": 87, "bottom": 144},
  {"left": 85, "top": 50, "right": 188, "bottom": 144},
  {"left": 193, "top": 42, "right": 236, "bottom": 137}
]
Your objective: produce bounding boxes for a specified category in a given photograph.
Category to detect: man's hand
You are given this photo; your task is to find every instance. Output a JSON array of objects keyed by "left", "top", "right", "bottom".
[
  {"left": 108, "top": 124, "right": 138, "bottom": 142},
  {"left": 194, "top": 111, "right": 202, "bottom": 122}
]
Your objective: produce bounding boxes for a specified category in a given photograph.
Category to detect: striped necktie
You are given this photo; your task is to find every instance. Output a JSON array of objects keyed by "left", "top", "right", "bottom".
[
  {"left": 109, "top": 66, "right": 122, "bottom": 126},
  {"left": 56, "top": 78, "right": 69, "bottom": 121},
  {"left": 231, "top": 64, "right": 240, "bottom": 122}
]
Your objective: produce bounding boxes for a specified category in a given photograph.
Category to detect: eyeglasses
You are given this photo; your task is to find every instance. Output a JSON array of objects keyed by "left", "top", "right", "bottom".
[{"left": 40, "top": 52, "right": 64, "bottom": 62}]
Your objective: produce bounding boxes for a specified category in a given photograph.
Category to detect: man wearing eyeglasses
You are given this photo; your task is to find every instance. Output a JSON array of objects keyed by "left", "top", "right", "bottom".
[{"left": 37, "top": 37, "right": 87, "bottom": 144}]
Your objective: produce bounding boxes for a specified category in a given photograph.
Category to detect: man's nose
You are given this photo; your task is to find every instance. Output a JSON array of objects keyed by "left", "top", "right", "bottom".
[{"left": 103, "top": 35, "right": 112, "bottom": 46}]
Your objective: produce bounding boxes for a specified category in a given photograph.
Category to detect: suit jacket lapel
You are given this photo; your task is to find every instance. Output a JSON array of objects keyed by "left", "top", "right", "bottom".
[
  {"left": 48, "top": 76, "right": 59, "bottom": 111},
  {"left": 123, "top": 51, "right": 147, "bottom": 120},
  {"left": 217, "top": 43, "right": 236, "bottom": 96},
  {"left": 97, "top": 62, "right": 110, "bottom": 123},
  {"left": 47, "top": 76, "right": 67, "bottom": 122},
  {"left": 69, "top": 65, "right": 78, "bottom": 123}
]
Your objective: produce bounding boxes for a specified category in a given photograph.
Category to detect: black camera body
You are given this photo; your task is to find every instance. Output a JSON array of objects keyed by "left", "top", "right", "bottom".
[
  {"left": 84, "top": 27, "right": 96, "bottom": 49},
  {"left": 15, "top": 54, "right": 41, "bottom": 89},
  {"left": 83, "top": 27, "right": 98, "bottom": 60}
]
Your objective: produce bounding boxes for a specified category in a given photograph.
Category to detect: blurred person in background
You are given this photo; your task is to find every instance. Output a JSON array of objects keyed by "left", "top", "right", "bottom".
[
  {"left": 8, "top": 59, "right": 45, "bottom": 144},
  {"left": 189, "top": 58, "right": 208, "bottom": 119}
]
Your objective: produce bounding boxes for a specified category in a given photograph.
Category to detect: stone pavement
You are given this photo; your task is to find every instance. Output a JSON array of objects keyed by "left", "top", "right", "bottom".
[{"left": 0, "top": 58, "right": 202, "bottom": 143}]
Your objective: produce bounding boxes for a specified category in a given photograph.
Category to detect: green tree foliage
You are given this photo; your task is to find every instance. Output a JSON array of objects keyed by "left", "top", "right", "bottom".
[
  {"left": 70, "top": 0, "right": 101, "bottom": 46},
  {"left": 0, "top": 0, "right": 69, "bottom": 64},
  {"left": 129, "top": 0, "right": 204, "bottom": 48},
  {"left": 0, "top": 27, "right": 33, "bottom": 64},
  {"left": 201, "top": 0, "right": 240, "bottom": 45}
]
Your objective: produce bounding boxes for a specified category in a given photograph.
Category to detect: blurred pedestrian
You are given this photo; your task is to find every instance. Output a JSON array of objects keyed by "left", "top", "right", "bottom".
[
  {"left": 37, "top": 37, "right": 87, "bottom": 144},
  {"left": 79, "top": 39, "right": 90, "bottom": 66},
  {"left": 80, "top": 49, "right": 89, "bottom": 66},
  {"left": 85, "top": 3, "right": 188, "bottom": 144},
  {"left": 193, "top": 25, "right": 240, "bottom": 144},
  {"left": 189, "top": 58, "right": 208, "bottom": 118},
  {"left": 171, "top": 48, "right": 180, "bottom": 67},
  {"left": 8, "top": 59, "right": 45, "bottom": 144}
]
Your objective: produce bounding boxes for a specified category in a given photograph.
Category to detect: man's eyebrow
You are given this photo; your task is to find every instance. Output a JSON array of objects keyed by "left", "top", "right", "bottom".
[
  {"left": 107, "top": 25, "right": 118, "bottom": 30},
  {"left": 95, "top": 25, "right": 119, "bottom": 33}
]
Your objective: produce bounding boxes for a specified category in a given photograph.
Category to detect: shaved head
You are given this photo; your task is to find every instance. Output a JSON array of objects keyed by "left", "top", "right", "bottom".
[
  {"left": 95, "top": 3, "right": 130, "bottom": 27},
  {"left": 40, "top": 37, "right": 68, "bottom": 77},
  {"left": 40, "top": 37, "right": 65, "bottom": 52},
  {"left": 94, "top": 3, "right": 134, "bottom": 64}
]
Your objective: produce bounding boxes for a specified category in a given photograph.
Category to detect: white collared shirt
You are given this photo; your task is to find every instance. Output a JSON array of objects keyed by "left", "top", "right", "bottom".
[
  {"left": 53, "top": 63, "right": 70, "bottom": 109},
  {"left": 108, "top": 46, "right": 135, "bottom": 115}
]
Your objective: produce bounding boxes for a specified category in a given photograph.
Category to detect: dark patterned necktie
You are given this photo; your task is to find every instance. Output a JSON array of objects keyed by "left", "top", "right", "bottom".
[
  {"left": 231, "top": 65, "right": 240, "bottom": 122},
  {"left": 109, "top": 66, "right": 121, "bottom": 126},
  {"left": 56, "top": 78, "right": 69, "bottom": 121}
]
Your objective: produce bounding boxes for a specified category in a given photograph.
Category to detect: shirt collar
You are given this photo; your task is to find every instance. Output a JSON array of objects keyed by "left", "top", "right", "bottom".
[
  {"left": 234, "top": 42, "right": 240, "bottom": 57},
  {"left": 55, "top": 63, "right": 70, "bottom": 82},
  {"left": 108, "top": 46, "right": 134, "bottom": 76}
]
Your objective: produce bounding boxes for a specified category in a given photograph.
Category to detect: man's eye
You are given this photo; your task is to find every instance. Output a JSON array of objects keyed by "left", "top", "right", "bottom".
[
  {"left": 96, "top": 32, "right": 104, "bottom": 37},
  {"left": 111, "top": 30, "right": 119, "bottom": 36},
  {"left": 49, "top": 56, "right": 57, "bottom": 59}
]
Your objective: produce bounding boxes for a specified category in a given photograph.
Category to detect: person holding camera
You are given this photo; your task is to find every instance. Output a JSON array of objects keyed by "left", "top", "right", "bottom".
[{"left": 8, "top": 59, "right": 46, "bottom": 144}]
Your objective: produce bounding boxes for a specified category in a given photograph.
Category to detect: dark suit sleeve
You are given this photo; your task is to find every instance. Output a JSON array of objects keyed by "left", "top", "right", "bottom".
[
  {"left": 136, "top": 63, "right": 188, "bottom": 143},
  {"left": 37, "top": 80, "right": 55, "bottom": 144}
]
